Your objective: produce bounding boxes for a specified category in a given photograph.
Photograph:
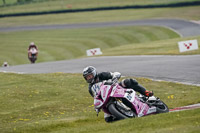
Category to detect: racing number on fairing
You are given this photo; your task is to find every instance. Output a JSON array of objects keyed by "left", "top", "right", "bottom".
[
  {"left": 124, "top": 90, "right": 135, "bottom": 102},
  {"left": 126, "top": 93, "right": 132, "bottom": 101}
]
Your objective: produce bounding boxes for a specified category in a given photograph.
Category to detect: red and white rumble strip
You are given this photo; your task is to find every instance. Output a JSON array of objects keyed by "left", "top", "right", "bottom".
[{"left": 169, "top": 103, "right": 200, "bottom": 112}]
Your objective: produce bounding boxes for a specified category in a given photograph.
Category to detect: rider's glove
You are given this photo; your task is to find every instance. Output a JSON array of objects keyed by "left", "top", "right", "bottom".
[
  {"left": 145, "top": 90, "right": 154, "bottom": 97},
  {"left": 111, "top": 72, "right": 121, "bottom": 80}
]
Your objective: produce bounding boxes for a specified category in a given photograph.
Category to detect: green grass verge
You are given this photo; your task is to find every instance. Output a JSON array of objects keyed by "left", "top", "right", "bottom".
[
  {"left": 103, "top": 36, "right": 200, "bottom": 56},
  {"left": 1, "top": 5, "right": 200, "bottom": 27},
  {"left": 0, "top": 26, "right": 180, "bottom": 65},
  {"left": 0, "top": 0, "right": 198, "bottom": 14},
  {"left": 0, "top": 73, "right": 200, "bottom": 133}
]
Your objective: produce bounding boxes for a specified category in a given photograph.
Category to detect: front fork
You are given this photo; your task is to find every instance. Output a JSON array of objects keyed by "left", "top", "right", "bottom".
[{"left": 95, "top": 109, "right": 100, "bottom": 116}]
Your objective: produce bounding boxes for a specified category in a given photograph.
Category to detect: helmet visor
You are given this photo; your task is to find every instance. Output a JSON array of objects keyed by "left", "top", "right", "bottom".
[{"left": 84, "top": 73, "right": 95, "bottom": 83}]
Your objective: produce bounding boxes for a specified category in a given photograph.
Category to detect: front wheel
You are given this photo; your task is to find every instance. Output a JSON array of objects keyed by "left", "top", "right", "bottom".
[
  {"left": 108, "top": 103, "right": 128, "bottom": 120},
  {"left": 108, "top": 101, "right": 137, "bottom": 120},
  {"left": 29, "top": 55, "right": 37, "bottom": 63}
]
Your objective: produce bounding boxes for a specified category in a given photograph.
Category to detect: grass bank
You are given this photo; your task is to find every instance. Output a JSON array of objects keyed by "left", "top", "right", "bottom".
[
  {"left": 103, "top": 35, "right": 200, "bottom": 56},
  {"left": 0, "top": 26, "right": 180, "bottom": 65},
  {"left": 0, "top": 73, "right": 200, "bottom": 133},
  {"left": 0, "top": 6, "right": 200, "bottom": 27}
]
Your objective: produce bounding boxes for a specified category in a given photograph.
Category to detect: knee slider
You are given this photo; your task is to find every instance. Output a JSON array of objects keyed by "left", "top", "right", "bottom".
[{"left": 121, "top": 78, "right": 138, "bottom": 88}]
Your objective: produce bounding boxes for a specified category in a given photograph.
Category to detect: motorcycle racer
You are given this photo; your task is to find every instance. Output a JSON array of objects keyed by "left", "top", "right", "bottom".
[
  {"left": 28, "top": 42, "right": 38, "bottom": 63},
  {"left": 83, "top": 66, "right": 154, "bottom": 122},
  {"left": 28, "top": 42, "right": 38, "bottom": 55},
  {"left": 83, "top": 66, "right": 121, "bottom": 97}
]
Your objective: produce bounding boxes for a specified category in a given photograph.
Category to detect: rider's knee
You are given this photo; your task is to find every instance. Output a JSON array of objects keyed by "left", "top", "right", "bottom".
[
  {"left": 120, "top": 78, "right": 138, "bottom": 88},
  {"left": 129, "top": 79, "right": 138, "bottom": 86}
]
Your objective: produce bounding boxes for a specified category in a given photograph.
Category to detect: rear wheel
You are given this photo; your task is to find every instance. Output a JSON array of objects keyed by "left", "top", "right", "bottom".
[{"left": 155, "top": 100, "right": 169, "bottom": 113}]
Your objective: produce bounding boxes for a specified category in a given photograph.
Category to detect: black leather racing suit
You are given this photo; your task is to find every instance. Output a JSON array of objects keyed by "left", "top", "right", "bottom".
[{"left": 88, "top": 72, "right": 116, "bottom": 97}]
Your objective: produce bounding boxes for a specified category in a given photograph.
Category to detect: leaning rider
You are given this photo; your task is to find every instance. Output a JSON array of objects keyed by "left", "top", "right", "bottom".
[{"left": 83, "top": 66, "right": 153, "bottom": 122}]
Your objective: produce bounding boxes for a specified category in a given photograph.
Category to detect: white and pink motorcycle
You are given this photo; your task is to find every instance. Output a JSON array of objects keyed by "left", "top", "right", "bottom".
[
  {"left": 28, "top": 48, "right": 38, "bottom": 64},
  {"left": 93, "top": 80, "right": 169, "bottom": 120}
]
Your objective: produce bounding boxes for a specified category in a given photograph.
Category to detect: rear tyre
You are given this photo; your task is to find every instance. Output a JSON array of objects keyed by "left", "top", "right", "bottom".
[{"left": 155, "top": 100, "right": 169, "bottom": 113}]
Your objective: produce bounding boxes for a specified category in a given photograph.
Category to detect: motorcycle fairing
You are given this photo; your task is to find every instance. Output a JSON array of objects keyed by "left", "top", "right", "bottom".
[
  {"left": 101, "top": 85, "right": 112, "bottom": 102},
  {"left": 93, "top": 82, "right": 158, "bottom": 117},
  {"left": 93, "top": 83, "right": 112, "bottom": 109},
  {"left": 110, "top": 84, "right": 156, "bottom": 117},
  {"left": 30, "top": 48, "right": 38, "bottom": 54},
  {"left": 94, "top": 98, "right": 104, "bottom": 109}
]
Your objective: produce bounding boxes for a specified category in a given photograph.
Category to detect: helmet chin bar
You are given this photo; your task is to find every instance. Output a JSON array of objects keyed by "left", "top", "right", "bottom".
[{"left": 83, "top": 66, "right": 97, "bottom": 83}]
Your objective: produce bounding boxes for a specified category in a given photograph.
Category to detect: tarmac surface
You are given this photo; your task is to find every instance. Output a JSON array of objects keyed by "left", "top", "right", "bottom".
[
  {"left": 0, "top": 55, "right": 200, "bottom": 86},
  {"left": 0, "top": 19, "right": 200, "bottom": 86}
]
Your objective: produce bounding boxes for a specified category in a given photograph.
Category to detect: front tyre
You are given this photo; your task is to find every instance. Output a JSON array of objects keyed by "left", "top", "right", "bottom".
[
  {"left": 108, "top": 101, "right": 137, "bottom": 120},
  {"left": 108, "top": 103, "right": 128, "bottom": 120}
]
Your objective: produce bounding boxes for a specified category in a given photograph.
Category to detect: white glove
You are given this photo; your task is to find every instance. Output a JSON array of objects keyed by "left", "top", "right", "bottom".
[{"left": 111, "top": 72, "right": 121, "bottom": 80}]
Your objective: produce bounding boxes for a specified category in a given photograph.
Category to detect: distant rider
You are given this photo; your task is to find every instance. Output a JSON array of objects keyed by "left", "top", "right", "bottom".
[
  {"left": 28, "top": 42, "right": 38, "bottom": 63},
  {"left": 2, "top": 62, "right": 9, "bottom": 67},
  {"left": 83, "top": 66, "right": 153, "bottom": 122}
]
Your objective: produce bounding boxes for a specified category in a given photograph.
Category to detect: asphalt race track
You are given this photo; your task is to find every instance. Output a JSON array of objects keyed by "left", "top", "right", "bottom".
[
  {"left": 0, "top": 19, "right": 200, "bottom": 86},
  {"left": 1, "top": 19, "right": 200, "bottom": 37},
  {"left": 0, "top": 55, "right": 200, "bottom": 86}
]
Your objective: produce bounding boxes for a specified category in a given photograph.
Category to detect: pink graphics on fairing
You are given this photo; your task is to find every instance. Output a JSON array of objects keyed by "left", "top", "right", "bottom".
[{"left": 93, "top": 82, "right": 157, "bottom": 117}]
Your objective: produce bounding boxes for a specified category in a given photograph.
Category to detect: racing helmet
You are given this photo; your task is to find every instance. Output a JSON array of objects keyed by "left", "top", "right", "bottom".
[
  {"left": 29, "top": 42, "right": 35, "bottom": 46},
  {"left": 83, "top": 66, "right": 97, "bottom": 83}
]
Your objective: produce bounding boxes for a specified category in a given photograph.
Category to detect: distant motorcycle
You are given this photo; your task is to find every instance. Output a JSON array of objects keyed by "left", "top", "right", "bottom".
[
  {"left": 28, "top": 48, "right": 38, "bottom": 64},
  {"left": 93, "top": 80, "right": 169, "bottom": 120}
]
